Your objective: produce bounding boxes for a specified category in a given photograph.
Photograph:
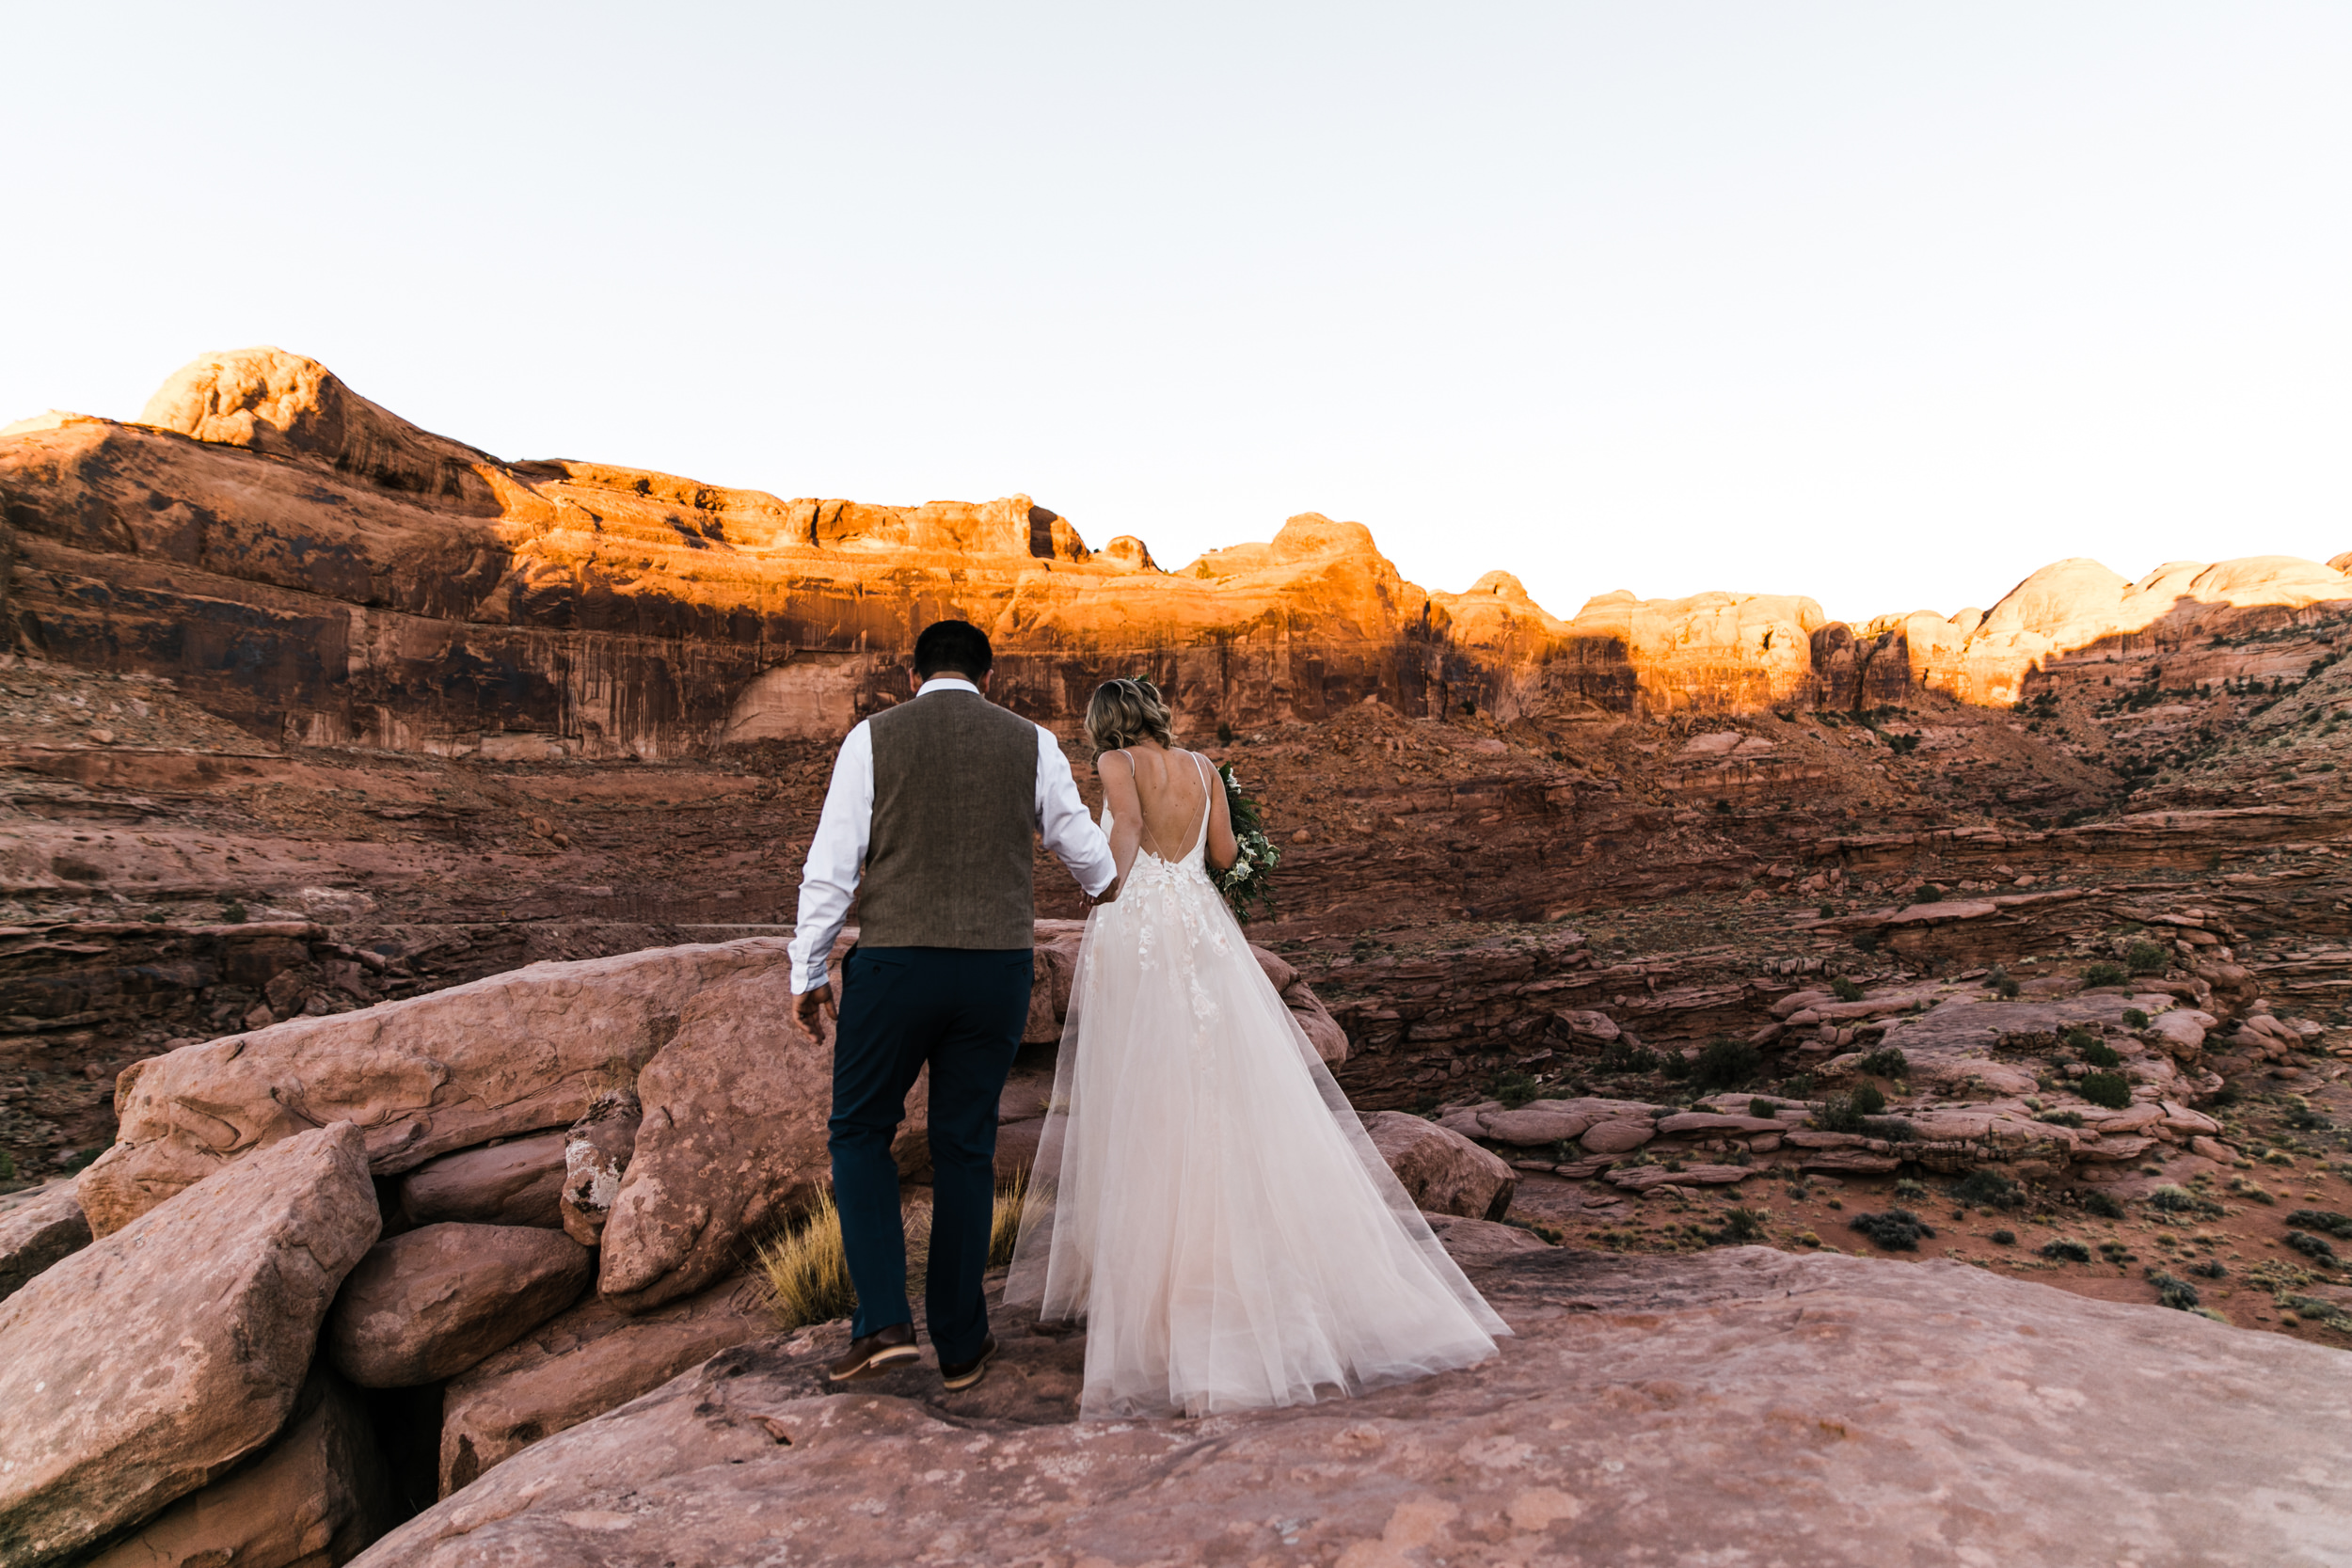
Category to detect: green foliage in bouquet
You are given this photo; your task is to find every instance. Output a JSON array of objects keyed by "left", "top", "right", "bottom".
[{"left": 1216, "top": 762, "right": 1280, "bottom": 924}]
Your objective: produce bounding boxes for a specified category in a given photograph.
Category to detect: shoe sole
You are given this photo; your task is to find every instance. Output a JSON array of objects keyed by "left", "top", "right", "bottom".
[
  {"left": 826, "top": 1344, "right": 922, "bottom": 1384},
  {"left": 940, "top": 1348, "right": 995, "bottom": 1391}
]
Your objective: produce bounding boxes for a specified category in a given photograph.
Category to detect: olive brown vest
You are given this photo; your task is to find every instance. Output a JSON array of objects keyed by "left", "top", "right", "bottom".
[{"left": 858, "top": 689, "right": 1040, "bottom": 949}]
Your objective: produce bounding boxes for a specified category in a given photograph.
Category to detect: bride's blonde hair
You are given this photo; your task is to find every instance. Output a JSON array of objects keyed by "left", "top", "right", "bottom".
[{"left": 1087, "top": 677, "right": 1173, "bottom": 754}]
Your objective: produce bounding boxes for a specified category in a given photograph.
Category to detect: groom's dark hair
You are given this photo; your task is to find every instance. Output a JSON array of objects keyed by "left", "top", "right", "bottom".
[{"left": 914, "top": 620, "right": 993, "bottom": 681}]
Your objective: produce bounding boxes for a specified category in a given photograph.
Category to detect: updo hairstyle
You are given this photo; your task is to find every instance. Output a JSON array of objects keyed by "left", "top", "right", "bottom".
[{"left": 1087, "top": 677, "right": 1173, "bottom": 755}]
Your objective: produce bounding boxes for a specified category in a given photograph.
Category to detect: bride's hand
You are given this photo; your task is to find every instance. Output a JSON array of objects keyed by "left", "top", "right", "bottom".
[{"left": 1093, "top": 878, "right": 1122, "bottom": 907}]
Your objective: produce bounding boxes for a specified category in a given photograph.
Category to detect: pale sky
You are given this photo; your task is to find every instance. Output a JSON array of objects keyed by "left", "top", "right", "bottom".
[{"left": 6, "top": 3, "right": 2347, "bottom": 626}]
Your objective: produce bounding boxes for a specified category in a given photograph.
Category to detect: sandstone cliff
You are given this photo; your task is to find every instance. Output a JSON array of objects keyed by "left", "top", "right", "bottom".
[{"left": 3, "top": 348, "right": 2346, "bottom": 763}]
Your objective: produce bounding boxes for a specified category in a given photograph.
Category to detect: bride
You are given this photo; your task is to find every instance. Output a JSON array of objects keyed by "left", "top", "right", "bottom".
[{"left": 1007, "top": 678, "right": 1507, "bottom": 1418}]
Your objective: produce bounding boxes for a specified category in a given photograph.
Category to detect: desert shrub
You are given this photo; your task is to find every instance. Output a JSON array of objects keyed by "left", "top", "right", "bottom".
[
  {"left": 2035, "top": 1108, "right": 2085, "bottom": 1127},
  {"left": 0, "top": 1151, "right": 12, "bottom": 1181},
  {"left": 1659, "top": 1051, "right": 1692, "bottom": 1082},
  {"left": 2284, "top": 1230, "right": 2340, "bottom": 1264},
  {"left": 1492, "top": 1070, "right": 1539, "bottom": 1109},
  {"left": 2187, "top": 1258, "right": 2228, "bottom": 1279},
  {"left": 1995, "top": 976, "right": 2022, "bottom": 999},
  {"left": 1856, "top": 1046, "right": 1909, "bottom": 1078},
  {"left": 1851, "top": 1081, "right": 1887, "bottom": 1117},
  {"left": 1895, "top": 1178, "right": 1930, "bottom": 1201},
  {"left": 2098, "top": 1240, "right": 2137, "bottom": 1263},
  {"left": 1781, "top": 1072, "right": 1814, "bottom": 1100},
  {"left": 1599, "top": 1037, "right": 1661, "bottom": 1074},
  {"left": 1916, "top": 883, "right": 1945, "bottom": 902},
  {"left": 1830, "top": 976, "right": 1866, "bottom": 1003},
  {"left": 2078, "top": 1070, "right": 2133, "bottom": 1109},
  {"left": 1983, "top": 964, "right": 2009, "bottom": 990},
  {"left": 2122, "top": 1007, "right": 2150, "bottom": 1029},
  {"left": 1818, "top": 903, "right": 1836, "bottom": 918},
  {"left": 1852, "top": 931, "right": 1882, "bottom": 954},
  {"left": 2077, "top": 1038, "right": 2123, "bottom": 1069},
  {"left": 2125, "top": 940, "right": 2170, "bottom": 974},
  {"left": 1691, "top": 1037, "right": 1761, "bottom": 1092},
  {"left": 220, "top": 900, "right": 248, "bottom": 924},
  {"left": 2083, "top": 961, "right": 2130, "bottom": 988},
  {"left": 1862, "top": 1116, "right": 1916, "bottom": 1142},
  {"left": 1952, "top": 1169, "right": 2024, "bottom": 1210},
  {"left": 1849, "top": 1208, "right": 1935, "bottom": 1251},
  {"left": 1750, "top": 1097, "right": 1782, "bottom": 1119},
  {"left": 1713, "top": 1207, "right": 1770, "bottom": 1243},
  {"left": 2078, "top": 1189, "right": 2126, "bottom": 1219},
  {"left": 2230, "top": 1177, "right": 2276, "bottom": 1206},
  {"left": 2286, "top": 1209, "right": 2352, "bottom": 1239},
  {"left": 2040, "top": 1239, "right": 2092, "bottom": 1262},
  {"left": 1991, "top": 1228, "right": 2017, "bottom": 1244},
  {"left": 2144, "top": 1269, "right": 2201, "bottom": 1311},
  {"left": 758, "top": 1191, "right": 864, "bottom": 1330},
  {"left": 2149, "top": 1185, "right": 2223, "bottom": 1217}
]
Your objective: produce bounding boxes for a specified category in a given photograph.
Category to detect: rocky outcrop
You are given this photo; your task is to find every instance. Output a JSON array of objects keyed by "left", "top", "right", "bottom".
[
  {"left": 0, "top": 1123, "right": 379, "bottom": 1566},
  {"left": 438, "top": 1273, "right": 771, "bottom": 1496},
  {"left": 83, "top": 1370, "right": 395, "bottom": 1568},
  {"left": 346, "top": 1246, "right": 2352, "bottom": 1567},
  {"left": 0, "top": 1180, "right": 89, "bottom": 1302},
  {"left": 595, "top": 962, "right": 848, "bottom": 1312},
  {"left": 1362, "top": 1111, "right": 1515, "bottom": 1221},
  {"left": 557, "top": 1092, "right": 641, "bottom": 1245},
  {"left": 78, "top": 937, "right": 797, "bottom": 1232},
  {"left": 326, "top": 1223, "right": 593, "bottom": 1387}
]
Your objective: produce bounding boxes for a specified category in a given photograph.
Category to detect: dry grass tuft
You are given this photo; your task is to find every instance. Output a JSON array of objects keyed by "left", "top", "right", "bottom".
[{"left": 757, "top": 1180, "right": 1027, "bottom": 1332}]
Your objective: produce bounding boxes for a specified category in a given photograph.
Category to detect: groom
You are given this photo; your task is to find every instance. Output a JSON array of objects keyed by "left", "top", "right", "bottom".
[{"left": 788, "top": 620, "right": 1116, "bottom": 1390}]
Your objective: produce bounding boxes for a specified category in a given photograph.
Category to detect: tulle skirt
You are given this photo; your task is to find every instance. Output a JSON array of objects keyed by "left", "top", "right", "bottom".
[{"left": 1005, "top": 856, "right": 1506, "bottom": 1419}]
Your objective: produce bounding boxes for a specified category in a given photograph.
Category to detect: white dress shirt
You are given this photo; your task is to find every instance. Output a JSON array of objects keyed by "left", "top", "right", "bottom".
[{"left": 787, "top": 676, "right": 1117, "bottom": 991}]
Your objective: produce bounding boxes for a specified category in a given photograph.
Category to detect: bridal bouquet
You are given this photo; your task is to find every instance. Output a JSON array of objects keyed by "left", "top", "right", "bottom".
[{"left": 1215, "top": 761, "right": 1280, "bottom": 924}]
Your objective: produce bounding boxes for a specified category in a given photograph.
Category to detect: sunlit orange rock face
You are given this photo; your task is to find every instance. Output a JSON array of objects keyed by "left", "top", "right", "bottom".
[{"left": 1, "top": 347, "right": 2344, "bottom": 757}]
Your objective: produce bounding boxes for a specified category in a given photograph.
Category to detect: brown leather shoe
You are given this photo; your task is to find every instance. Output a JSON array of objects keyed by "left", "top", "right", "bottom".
[
  {"left": 939, "top": 1334, "right": 997, "bottom": 1392},
  {"left": 826, "top": 1323, "right": 919, "bottom": 1383}
]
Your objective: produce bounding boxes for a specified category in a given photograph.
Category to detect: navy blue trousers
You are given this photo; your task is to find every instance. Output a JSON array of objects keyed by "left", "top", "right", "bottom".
[{"left": 829, "top": 945, "right": 1031, "bottom": 1361}]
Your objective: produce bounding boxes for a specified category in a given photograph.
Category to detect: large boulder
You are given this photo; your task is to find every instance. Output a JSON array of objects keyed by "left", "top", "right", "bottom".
[
  {"left": 439, "top": 1273, "right": 772, "bottom": 1495},
  {"left": 1362, "top": 1111, "right": 1516, "bottom": 1221},
  {"left": 0, "top": 1181, "right": 91, "bottom": 1303},
  {"left": 0, "top": 1123, "right": 379, "bottom": 1566},
  {"left": 83, "top": 1370, "right": 395, "bottom": 1568},
  {"left": 79, "top": 938, "right": 794, "bottom": 1234},
  {"left": 326, "top": 1223, "right": 593, "bottom": 1388},
  {"left": 345, "top": 1248, "right": 2352, "bottom": 1567},
  {"left": 596, "top": 963, "right": 878, "bottom": 1313},
  {"left": 393, "top": 1132, "right": 569, "bottom": 1230}
]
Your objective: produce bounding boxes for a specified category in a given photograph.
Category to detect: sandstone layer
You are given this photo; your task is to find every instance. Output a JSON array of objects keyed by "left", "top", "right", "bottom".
[
  {"left": 9, "top": 348, "right": 2345, "bottom": 774},
  {"left": 348, "top": 1246, "right": 2352, "bottom": 1567}
]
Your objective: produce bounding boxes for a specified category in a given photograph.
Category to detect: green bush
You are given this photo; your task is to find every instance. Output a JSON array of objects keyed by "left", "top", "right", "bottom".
[
  {"left": 220, "top": 900, "right": 248, "bottom": 924},
  {"left": 1995, "top": 977, "right": 2022, "bottom": 999},
  {"left": 2284, "top": 1230, "right": 2340, "bottom": 1264},
  {"left": 2035, "top": 1108, "right": 2085, "bottom": 1127},
  {"left": 2286, "top": 1209, "right": 2352, "bottom": 1239},
  {"left": 1851, "top": 1081, "right": 1887, "bottom": 1117},
  {"left": 1749, "top": 1097, "right": 1781, "bottom": 1119},
  {"left": 1831, "top": 976, "right": 1865, "bottom": 1003},
  {"left": 2149, "top": 1185, "right": 2223, "bottom": 1217},
  {"left": 1952, "top": 1169, "right": 2024, "bottom": 1210},
  {"left": 1713, "top": 1207, "right": 1769, "bottom": 1243},
  {"left": 2078, "top": 1071, "right": 2133, "bottom": 1109},
  {"left": 2122, "top": 1007, "right": 2150, "bottom": 1029},
  {"left": 2079, "top": 1189, "right": 2126, "bottom": 1219},
  {"left": 1818, "top": 903, "right": 1836, "bottom": 918},
  {"left": 1492, "top": 1070, "right": 1539, "bottom": 1109},
  {"left": 1660, "top": 1051, "right": 1692, "bottom": 1082},
  {"left": 2083, "top": 961, "right": 2130, "bottom": 988},
  {"left": 1598, "top": 1037, "right": 1661, "bottom": 1075},
  {"left": 2125, "top": 940, "right": 2170, "bottom": 974},
  {"left": 2187, "top": 1258, "right": 2228, "bottom": 1279},
  {"left": 1691, "top": 1037, "right": 1761, "bottom": 1092},
  {"left": 2077, "top": 1038, "right": 2122, "bottom": 1069},
  {"left": 1895, "top": 1178, "right": 1930, "bottom": 1200},
  {"left": 1850, "top": 1209, "right": 1935, "bottom": 1251},
  {"left": 1861, "top": 1116, "right": 1916, "bottom": 1142},
  {"left": 1991, "top": 1228, "right": 2017, "bottom": 1244},
  {"left": 0, "top": 1150, "right": 12, "bottom": 1181},
  {"left": 2145, "top": 1270, "right": 2201, "bottom": 1311},
  {"left": 1916, "top": 883, "right": 1945, "bottom": 903},
  {"left": 1856, "top": 1046, "right": 1908, "bottom": 1078},
  {"left": 2040, "top": 1239, "right": 2092, "bottom": 1262}
]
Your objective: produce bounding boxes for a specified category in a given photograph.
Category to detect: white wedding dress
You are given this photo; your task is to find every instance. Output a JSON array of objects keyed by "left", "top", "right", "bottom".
[{"left": 1006, "top": 755, "right": 1507, "bottom": 1418}]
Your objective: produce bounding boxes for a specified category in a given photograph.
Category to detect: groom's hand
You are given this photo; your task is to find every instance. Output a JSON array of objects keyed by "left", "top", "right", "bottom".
[{"left": 793, "top": 983, "right": 835, "bottom": 1044}]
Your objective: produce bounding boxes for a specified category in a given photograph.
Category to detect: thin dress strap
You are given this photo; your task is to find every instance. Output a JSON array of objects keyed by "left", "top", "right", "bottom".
[{"left": 1190, "top": 752, "right": 1215, "bottom": 856}]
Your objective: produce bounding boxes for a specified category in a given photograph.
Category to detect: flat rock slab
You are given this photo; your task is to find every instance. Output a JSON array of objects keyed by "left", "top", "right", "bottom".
[
  {"left": 1606, "top": 1163, "right": 1755, "bottom": 1191},
  {"left": 349, "top": 1248, "right": 2352, "bottom": 1568},
  {"left": 328, "top": 1223, "right": 592, "bottom": 1387},
  {"left": 0, "top": 1180, "right": 90, "bottom": 1303},
  {"left": 1, "top": 1124, "right": 379, "bottom": 1567}
]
